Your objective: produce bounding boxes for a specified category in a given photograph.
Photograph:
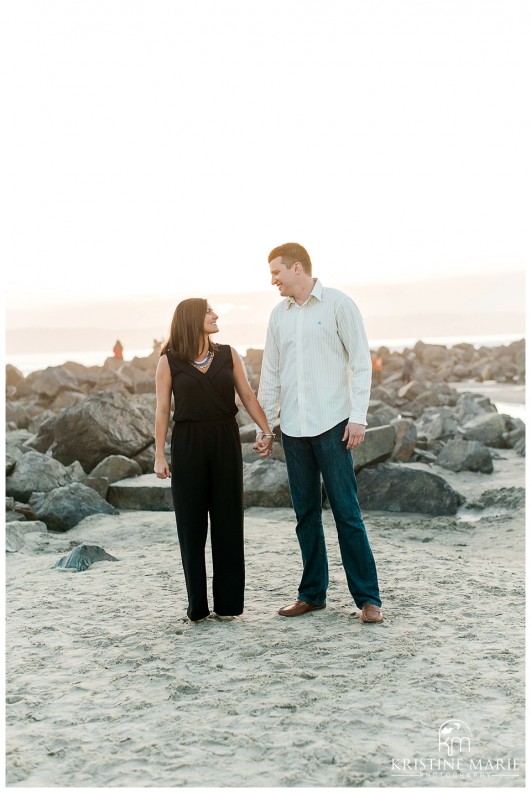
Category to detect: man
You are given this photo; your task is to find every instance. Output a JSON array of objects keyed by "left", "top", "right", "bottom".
[{"left": 254, "top": 242, "right": 383, "bottom": 624}]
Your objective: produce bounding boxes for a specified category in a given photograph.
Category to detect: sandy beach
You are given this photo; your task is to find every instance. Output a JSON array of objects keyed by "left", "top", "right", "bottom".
[{"left": 5, "top": 434, "right": 525, "bottom": 787}]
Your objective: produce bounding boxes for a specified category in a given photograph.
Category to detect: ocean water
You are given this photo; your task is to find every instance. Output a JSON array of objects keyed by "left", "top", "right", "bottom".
[
  {"left": 6, "top": 332, "right": 524, "bottom": 377},
  {"left": 495, "top": 402, "right": 526, "bottom": 422}
]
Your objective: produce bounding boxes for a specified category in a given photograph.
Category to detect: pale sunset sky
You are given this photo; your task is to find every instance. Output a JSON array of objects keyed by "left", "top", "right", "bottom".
[{"left": 3, "top": 0, "right": 529, "bottom": 315}]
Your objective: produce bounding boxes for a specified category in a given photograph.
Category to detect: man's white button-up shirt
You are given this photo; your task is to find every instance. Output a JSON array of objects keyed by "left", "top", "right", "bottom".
[{"left": 257, "top": 279, "right": 372, "bottom": 437}]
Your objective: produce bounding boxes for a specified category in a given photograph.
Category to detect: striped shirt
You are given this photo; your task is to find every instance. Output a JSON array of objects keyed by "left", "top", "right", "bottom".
[{"left": 257, "top": 279, "right": 372, "bottom": 437}]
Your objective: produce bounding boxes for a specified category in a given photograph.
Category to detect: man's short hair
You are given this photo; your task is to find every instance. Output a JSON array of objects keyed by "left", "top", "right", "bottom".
[{"left": 268, "top": 242, "right": 312, "bottom": 275}]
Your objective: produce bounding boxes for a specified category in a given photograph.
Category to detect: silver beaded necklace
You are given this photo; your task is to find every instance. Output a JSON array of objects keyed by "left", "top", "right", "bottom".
[{"left": 192, "top": 349, "right": 214, "bottom": 369}]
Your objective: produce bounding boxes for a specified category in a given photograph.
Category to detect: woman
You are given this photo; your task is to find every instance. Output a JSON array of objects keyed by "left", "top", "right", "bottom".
[{"left": 154, "top": 298, "right": 274, "bottom": 623}]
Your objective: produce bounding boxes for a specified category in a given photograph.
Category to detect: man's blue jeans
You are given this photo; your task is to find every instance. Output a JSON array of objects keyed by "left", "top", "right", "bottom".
[{"left": 281, "top": 419, "right": 382, "bottom": 609}]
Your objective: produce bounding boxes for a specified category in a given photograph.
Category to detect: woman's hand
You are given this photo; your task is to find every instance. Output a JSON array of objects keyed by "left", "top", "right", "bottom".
[
  {"left": 253, "top": 433, "right": 274, "bottom": 458},
  {"left": 154, "top": 455, "right": 171, "bottom": 479}
]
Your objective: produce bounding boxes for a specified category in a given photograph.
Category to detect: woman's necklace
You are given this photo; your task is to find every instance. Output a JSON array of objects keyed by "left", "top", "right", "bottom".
[{"left": 192, "top": 349, "right": 214, "bottom": 370}]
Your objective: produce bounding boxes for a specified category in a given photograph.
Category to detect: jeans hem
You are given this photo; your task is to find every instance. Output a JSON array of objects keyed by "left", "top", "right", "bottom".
[{"left": 298, "top": 595, "right": 327, "bottom": 607}]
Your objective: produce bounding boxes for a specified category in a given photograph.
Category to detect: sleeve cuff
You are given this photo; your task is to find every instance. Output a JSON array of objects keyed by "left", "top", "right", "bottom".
[{"left": 349, "top": 413, "right": 368, "bottom": 426}]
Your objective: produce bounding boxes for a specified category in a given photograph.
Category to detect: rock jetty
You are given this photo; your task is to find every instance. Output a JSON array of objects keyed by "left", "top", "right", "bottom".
[{"left": 5, "top": 339, "right": 525, "bottom": 534}]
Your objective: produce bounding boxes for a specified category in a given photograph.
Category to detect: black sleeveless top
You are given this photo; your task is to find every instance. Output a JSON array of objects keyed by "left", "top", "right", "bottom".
[{"left": 166, "top": 344, "right": 238, "bottom": 423}]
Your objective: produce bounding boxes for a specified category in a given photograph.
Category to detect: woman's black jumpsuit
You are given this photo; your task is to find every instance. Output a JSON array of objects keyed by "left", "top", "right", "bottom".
[{"left": 166, "top": 345, "right": 244, "bottom": 621}]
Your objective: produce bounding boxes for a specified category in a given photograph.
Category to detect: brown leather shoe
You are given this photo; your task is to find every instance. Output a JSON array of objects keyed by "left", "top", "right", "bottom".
[
  {"left": 278, "top": 600, "right": 326, "bottom": 617},
  {"left": 360, "top": 604, "right": 384, "bottom": 623}
]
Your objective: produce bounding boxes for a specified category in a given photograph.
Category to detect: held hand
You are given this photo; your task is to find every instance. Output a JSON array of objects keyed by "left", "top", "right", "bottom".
[
  {"left": 154, "top": 456, "right": 171, "bottom": 479},
  {"left": 253, "top": 433, "right": 274, "bottom": 458},
  {"left": 342, "top": 422, "right": 366, "bottom": 451}
]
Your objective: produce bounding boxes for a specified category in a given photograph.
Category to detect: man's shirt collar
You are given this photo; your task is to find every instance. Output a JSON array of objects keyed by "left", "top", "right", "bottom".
[{"left": 286, "top": 278, "right": 323, "bottom": 308}]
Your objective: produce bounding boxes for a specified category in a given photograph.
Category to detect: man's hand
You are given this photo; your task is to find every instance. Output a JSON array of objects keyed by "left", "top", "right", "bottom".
[
  {"left": 342, "top": 422, "right": 366, "bottom": 451},
  {"left": 253, "top": 433, "right": 274, "bottom": 458}
]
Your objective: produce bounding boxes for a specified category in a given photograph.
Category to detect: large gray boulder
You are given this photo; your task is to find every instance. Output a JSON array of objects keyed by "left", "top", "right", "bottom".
[
  {"left": 369, "top": 386, "right": 396, "bottom": 404},
  {"left": 131, "top": 394, "right": 157, "bottom": 427},
  {"left": 27, "top": 409, "right": 57, "bottom": 434},
  {"left": 6, "top": 398, "right": 45, "bottom": 430},
  {"left": 95, "top": 368, "right": 134, "bottom": 393},
  {"left": 29, "top": 482, "right": 119, "bottom": 531},
  {"left": 89, "top": 455, "right": 143, "bottom": 483},
  {"left": 6, "top": 429, "right": 34, "bottom": 452},
  {"left": 23, "top": 415, "right": 58, "bottom": 454},
  {"left": 31, "top": 366, "right": 82, "bottom": 400},
  {"left": 451, "top": 364, "right": 471, "bottom": 380},
  {"left": 397, "top": 380, "right": 427, "bottom": 400},
  {"left": 357, "top": 463, "right": 464, "bottom": 515},
  {"left": 417, "top": 409, "right": 459, "bottom": 442},
  {"left": 455, "top": 394, "right": 496, "bottom": 425},
  {"left": 82, "top": 476, "right": 110, "bottom": 499},
  {"left": 413, "top": 342, "right": 449, "bottom": 367},
  {"left": 436, "top": 439, "right": 494, "bottom": 474},
  {"left": 503, "top": 418, "right": 525, "bottom": 456},
  {"left": 14, "top": 371, "right": 41, "bottom": 399},
  {"left": 474, "top": 360, "right": 504, "bottom": 381},
  {"left": 242, "top": 459, "right": 292, "bottom": 508},
  {"left": 391, "top": 418, "right": 417, "bottom": 462},
  {"left": 6, "top": 364, "right": 24, "bottom": 388},
  {"left": 6, "top": 401, "right": 33, "bottom": 429},
  {"left": 352, "top": 425, "right": 397, "bottom": 471},
  {"left": 5, "top": 497, "right": 37, "bottom": 523},
  {"left": 107, "top": 474, "right": 173, "bottom": 511},
  {"left": 366, "top": 403, "right": 400, "bottom": 428},
  {"left": 462, "top": 413, "right": 514, "bottom": 448},
  {"left": 118, "top": 364, "right": 156, "bottom": 395},
  {"left": 51, "top": 390, "right": 154, "bottom": 471},
  {"left": 6, "top": 451, "right": 84, "bottom": 502},
  {"left": 131, "top": 446, "right": 156, "bottom": 474},
  {"left": 5, "top": 445, "right": 22, "bottom": 476},
  {"left": 51, "top": 390, "right": 86, "bottom": 412},
  {"left": 408, "top": 390, "right": 445, "bottom": 417},
  {"left": 62, "top": 361, "right": 100, "bottom": 390}
]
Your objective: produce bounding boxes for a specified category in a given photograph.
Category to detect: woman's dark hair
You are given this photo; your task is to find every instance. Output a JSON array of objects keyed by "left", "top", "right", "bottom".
[{"left": 160, "top": 298, "right": 215, "bottom": 361}]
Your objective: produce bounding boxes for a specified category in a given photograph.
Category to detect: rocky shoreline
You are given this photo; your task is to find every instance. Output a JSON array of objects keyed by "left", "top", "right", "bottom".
[{"left": 5, "top": 339, "right": 526, "bottom": 537}]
